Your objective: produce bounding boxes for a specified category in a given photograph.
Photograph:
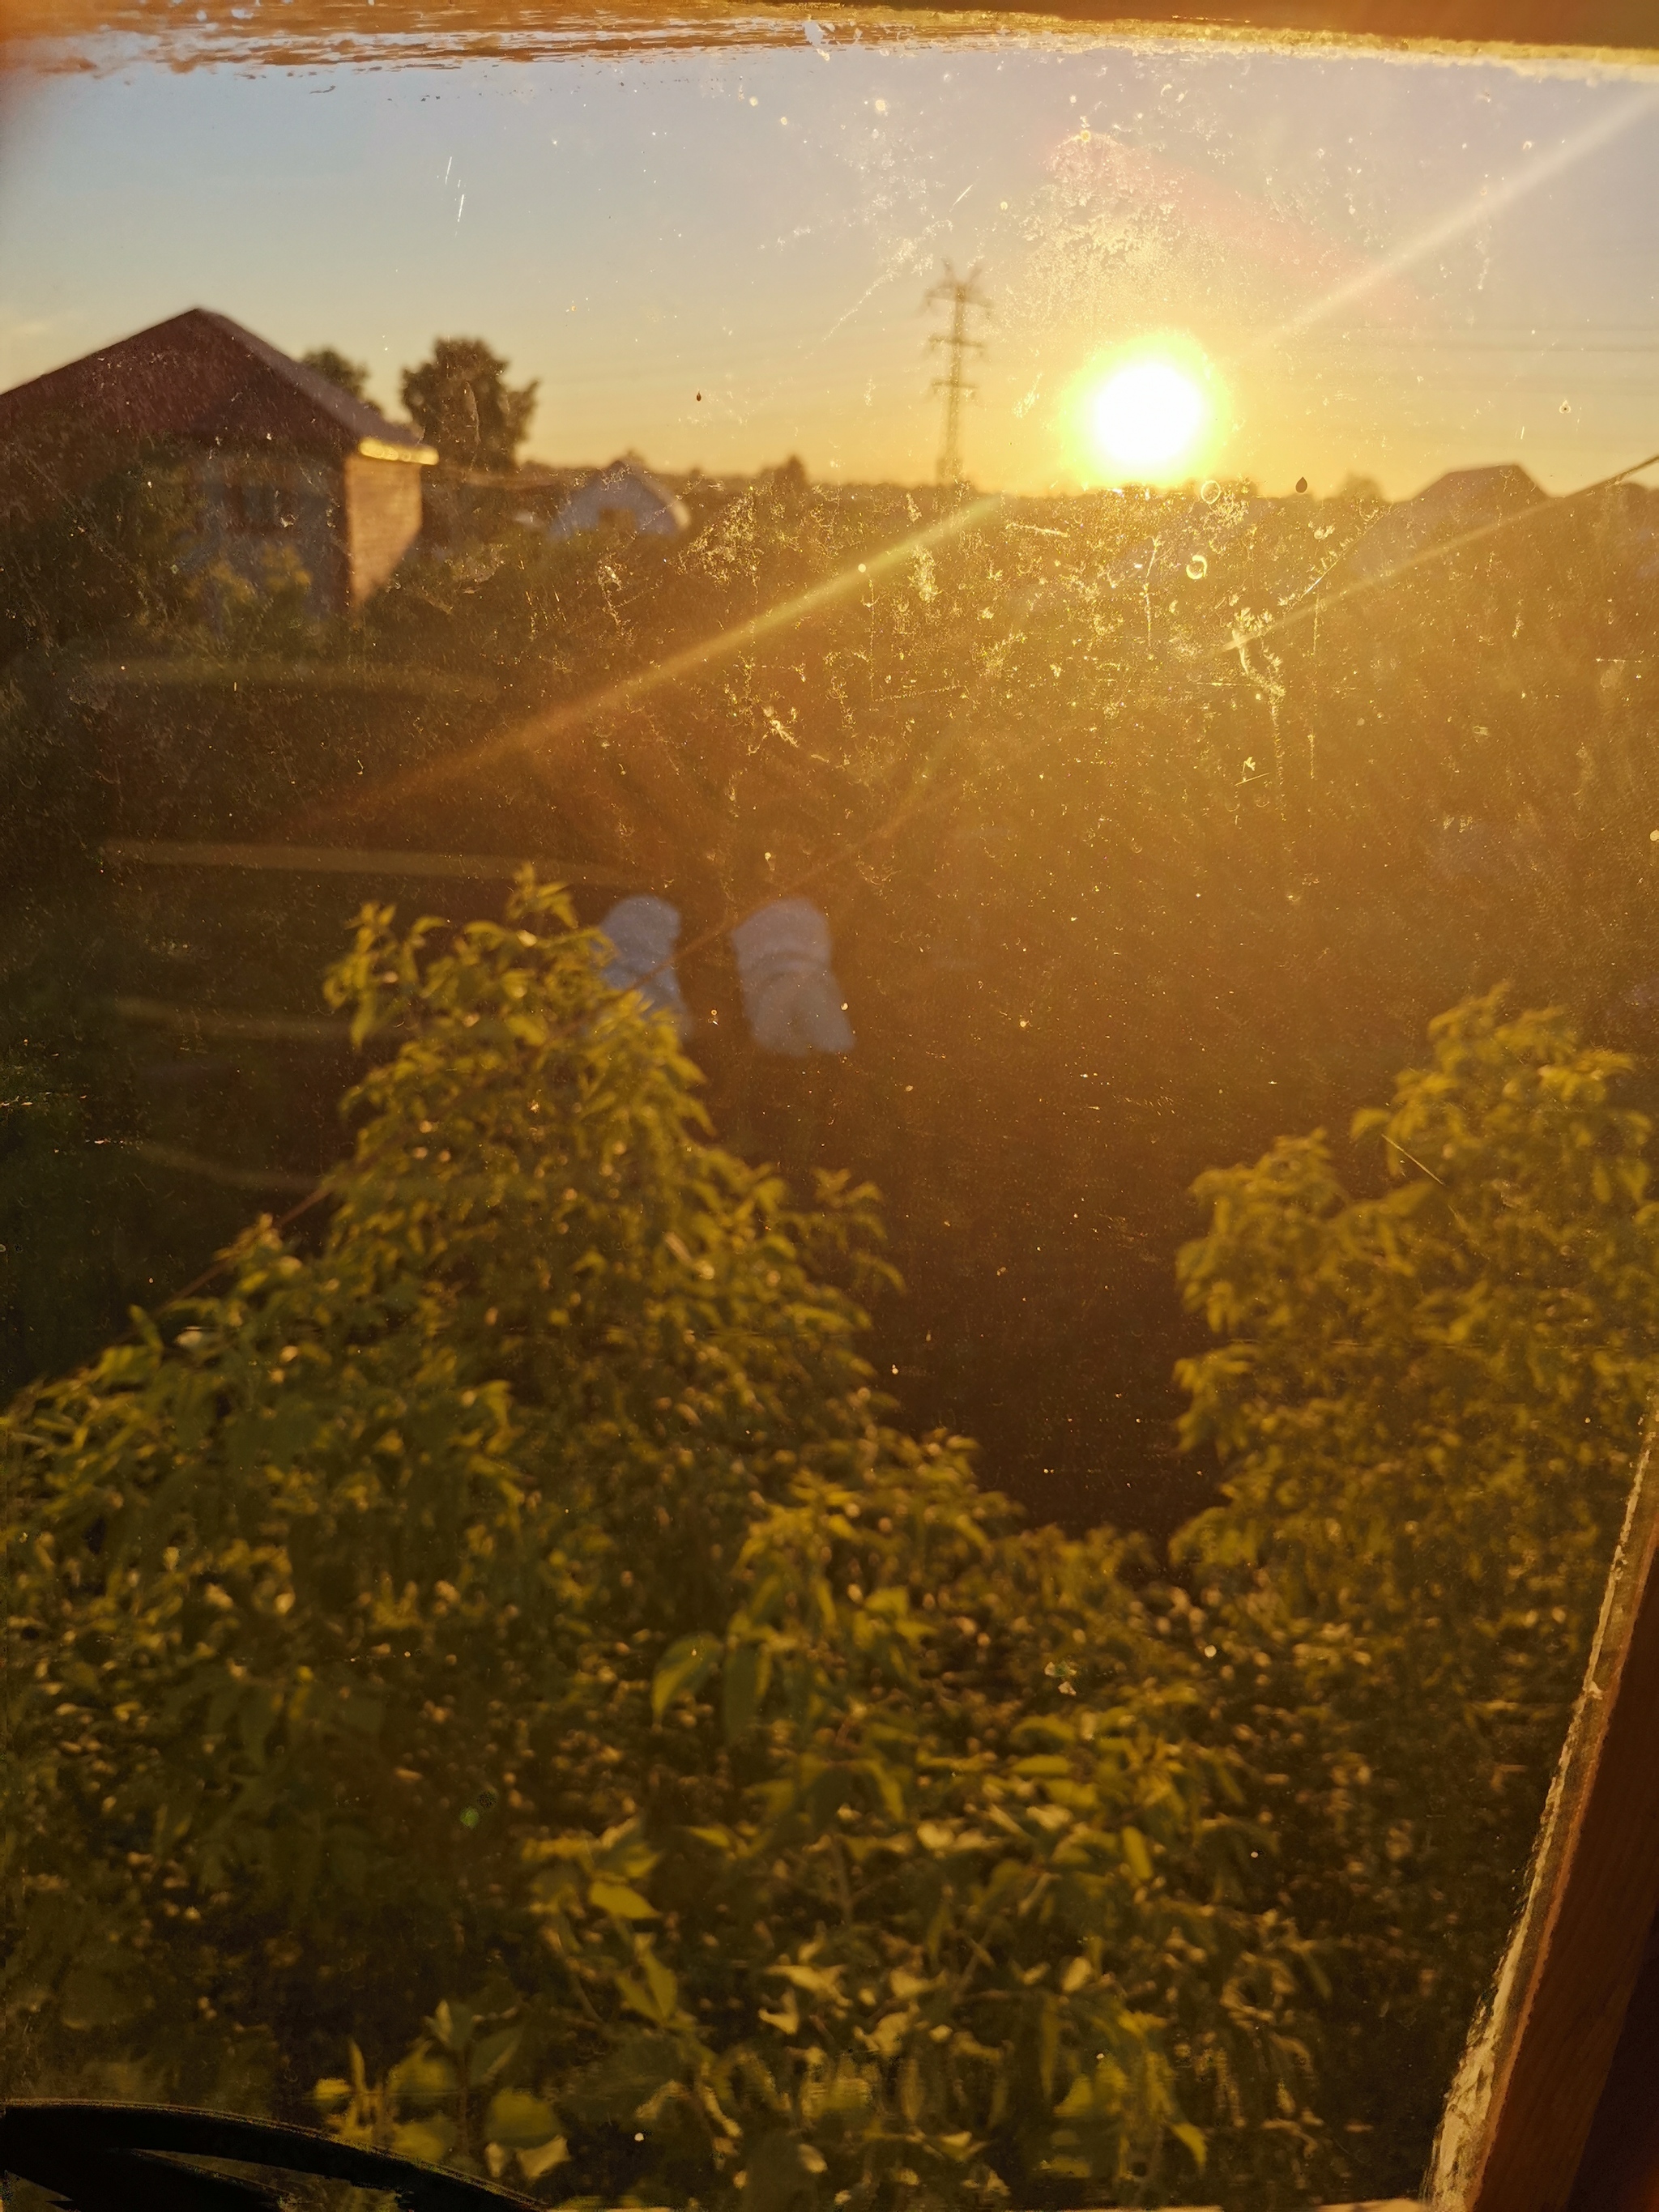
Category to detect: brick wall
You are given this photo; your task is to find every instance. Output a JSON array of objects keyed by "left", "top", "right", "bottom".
[{"left": 343, "top": 450, "right": 424, "bottom": 605}]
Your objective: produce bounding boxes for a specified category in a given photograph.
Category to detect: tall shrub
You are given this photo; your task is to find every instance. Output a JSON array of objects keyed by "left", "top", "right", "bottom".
[{"left": 1, "top": 876, "right": 1321, "bottom": 2210}]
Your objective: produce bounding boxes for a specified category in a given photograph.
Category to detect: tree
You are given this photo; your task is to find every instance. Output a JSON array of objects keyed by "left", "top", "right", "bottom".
[
  {"left": 759, "top": 456, "right": 810, "bottom": 504},
  {"left": 401, "top": 339, "right": 539, "bottom": 473},
  {"left": 1, "top": 875, "right": 1322, "bottom": 2211},
  {"left": 1333, "top": 471, "right": 1384, "bottom": 505},
  {"left": 301, "top": 347, "right": 371, "bottom": 403},
  {"left": 1172, "top": 990, "right": 1659, "bottom": 2197}
]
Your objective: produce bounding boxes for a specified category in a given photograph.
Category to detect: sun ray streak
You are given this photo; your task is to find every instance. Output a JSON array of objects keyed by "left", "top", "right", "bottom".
[
  {"left": 1250, "top": 84, "right": 1659, "bottom": 355},
  {"left": 297, "top": 495, "right": 1004, "bottom": 832}
]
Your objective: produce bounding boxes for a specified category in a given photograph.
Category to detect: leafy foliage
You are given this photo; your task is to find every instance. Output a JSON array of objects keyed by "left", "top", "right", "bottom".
[
  {"left": 1173, "top": 991, "right": 1659, "bottom": 2196},
  {"left": 0, "top": 876, "right": 1323, "bottom": 2210},
  {"left": 211, "top": 543, "right": 326, "bottom": 658},
  {"left": 360, "top": 528, "right": 602, "bottom": 679},
  {"left": 0, "top": 443, "right": 202, "bottom": 669},
  {"left": 401, "top": 339, "right": 539, "bottom": 472},
  {"left": 300, "top": 348, "right": 372, "bottom": 404}
]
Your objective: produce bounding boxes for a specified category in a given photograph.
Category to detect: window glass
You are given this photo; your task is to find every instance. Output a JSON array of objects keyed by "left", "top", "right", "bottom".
[{"left": 2, "top": 11, "right": 1657, "bottom": 2209}]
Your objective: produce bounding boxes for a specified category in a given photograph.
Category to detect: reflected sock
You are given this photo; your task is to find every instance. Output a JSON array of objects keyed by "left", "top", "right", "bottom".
[
  {"left": 730, "top": 897, "right": 855, "bottom": 1056},
  {"left": 597, "top": 895, "right": 690, "bottom": 1034}
]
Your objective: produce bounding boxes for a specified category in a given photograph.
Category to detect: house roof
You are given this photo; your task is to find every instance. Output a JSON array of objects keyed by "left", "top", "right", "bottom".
[
  {"left": 0, "top": 308, "right": 437, "bottom": 465},
  {"left": 1337, "top": 462, "right": 1547, "bottom": 586}
]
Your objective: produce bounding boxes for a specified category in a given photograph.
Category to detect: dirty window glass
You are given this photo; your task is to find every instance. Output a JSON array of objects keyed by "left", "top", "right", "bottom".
[{"left": 2, "top": 10, "right": 1658, "bottom": 2210}]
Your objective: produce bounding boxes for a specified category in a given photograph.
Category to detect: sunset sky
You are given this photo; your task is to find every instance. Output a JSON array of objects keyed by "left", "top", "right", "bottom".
[{"left": 2, "top": 18, "right": 1657, "bottom": 498}]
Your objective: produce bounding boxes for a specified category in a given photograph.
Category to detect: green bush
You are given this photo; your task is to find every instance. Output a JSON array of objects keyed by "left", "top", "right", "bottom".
[
  {"left": 1174, "top": 991, "right": 1659, "bottom": 2197},
  {"left": 0, "top": 875, "right": 1322, "bottom": 2210},
  {"left": 0, "top": 443, "right": 202, "bottom": 669},
  {"left": 10, "top": 868, "right": 1652, "bottom": 2207}
]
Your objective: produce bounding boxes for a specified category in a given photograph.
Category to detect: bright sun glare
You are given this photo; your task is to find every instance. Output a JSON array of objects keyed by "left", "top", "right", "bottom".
[{"left": 1089, "top": 359, "right": 1209, "bottom": 479}]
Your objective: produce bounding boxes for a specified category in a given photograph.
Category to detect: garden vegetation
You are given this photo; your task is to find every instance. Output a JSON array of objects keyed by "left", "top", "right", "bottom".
[{"left": 4, "top": 877, "right": 1652, "bottom": 2208}]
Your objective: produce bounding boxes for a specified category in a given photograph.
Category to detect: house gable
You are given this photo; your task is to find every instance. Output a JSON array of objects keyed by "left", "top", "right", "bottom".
[{"left": 0, "top": 309, "right": 436, "bottom": 614}]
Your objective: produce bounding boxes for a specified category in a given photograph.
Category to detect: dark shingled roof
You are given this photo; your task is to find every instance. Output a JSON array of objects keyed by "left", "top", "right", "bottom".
[{"left": 0, "top": 307, "right": 434, "bottom": 462}]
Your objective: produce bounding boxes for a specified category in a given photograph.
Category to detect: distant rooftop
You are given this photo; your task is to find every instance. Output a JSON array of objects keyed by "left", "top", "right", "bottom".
[{"left": 1337, "top": 463, "right": 1547, "bottom": 586}]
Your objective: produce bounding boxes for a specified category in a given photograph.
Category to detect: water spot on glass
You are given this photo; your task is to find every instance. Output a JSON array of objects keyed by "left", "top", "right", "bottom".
[
  {"left": 1200, "top": 479, "right": 1221, "bottom": 505},
  {"left": 459, "top": 1786, "right": 498, "bottom": 1831},
  {"left": 1186, "top": 554, "right": 1207, "bottom": 580},
  {"left": 1560, "top": 399, "right": 1571, "bottom": 413}
]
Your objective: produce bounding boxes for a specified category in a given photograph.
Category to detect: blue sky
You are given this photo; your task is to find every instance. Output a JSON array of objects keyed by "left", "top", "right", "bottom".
[{"left": 2, "top": 23, "right": 1657, "bottom": 496}]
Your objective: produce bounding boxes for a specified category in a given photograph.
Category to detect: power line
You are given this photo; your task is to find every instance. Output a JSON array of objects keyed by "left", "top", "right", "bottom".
[{"left": 926, "top": 262, "right": 989, "bottom": 491}]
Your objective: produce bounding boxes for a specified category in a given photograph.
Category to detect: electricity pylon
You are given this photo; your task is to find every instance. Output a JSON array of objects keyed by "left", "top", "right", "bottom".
[{"left": 926, "top": 262, "right": 988, "bottom": 490}]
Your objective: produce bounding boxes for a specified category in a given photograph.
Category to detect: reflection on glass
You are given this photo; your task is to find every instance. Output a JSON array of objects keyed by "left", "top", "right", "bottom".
[{"left": 2, "top": 11, "right": 1657, "bottom": 2211}]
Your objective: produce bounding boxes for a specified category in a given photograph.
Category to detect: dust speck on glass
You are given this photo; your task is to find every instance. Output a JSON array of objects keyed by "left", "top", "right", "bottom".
[{"left": 1, "top": 7, "right": 1657, "bottom": 2209}]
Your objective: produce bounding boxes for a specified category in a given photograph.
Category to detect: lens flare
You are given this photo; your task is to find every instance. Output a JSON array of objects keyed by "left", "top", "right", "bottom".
[{"left": 1089, "top": 358, "right": 1209, "bottom": 479}]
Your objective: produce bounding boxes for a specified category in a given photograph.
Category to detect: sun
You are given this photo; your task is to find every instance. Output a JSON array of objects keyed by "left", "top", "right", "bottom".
[{"left": 1088, "top": 357, "right": 1210, "bottom": 480}]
